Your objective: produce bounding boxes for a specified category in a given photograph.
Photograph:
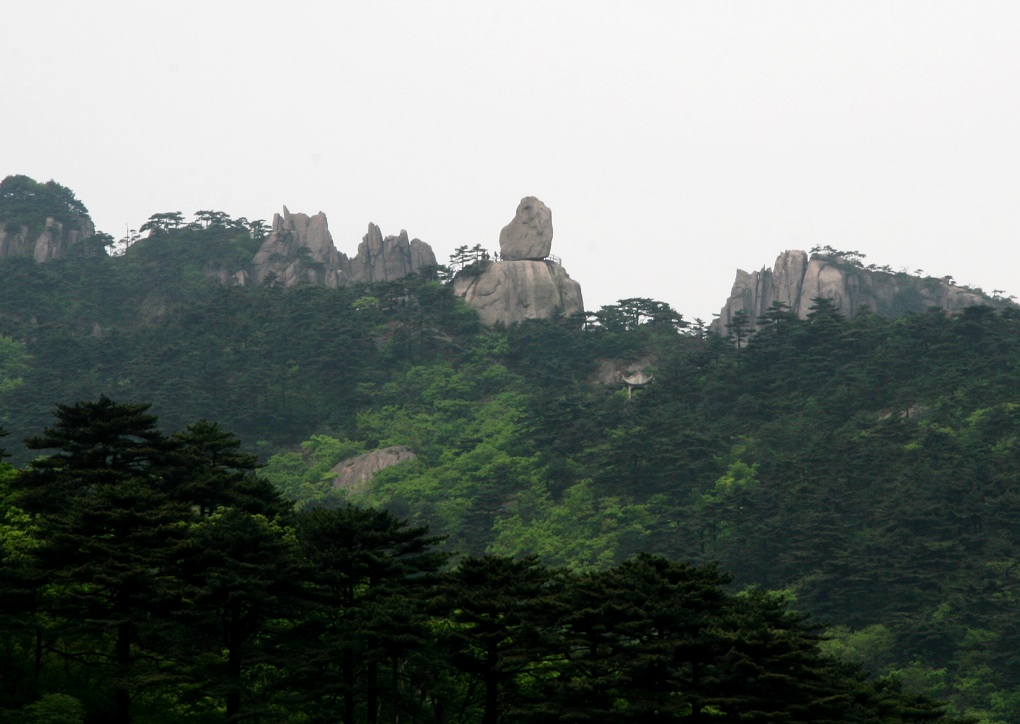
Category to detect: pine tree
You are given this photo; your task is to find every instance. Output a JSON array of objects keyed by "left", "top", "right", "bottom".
[
  {"left": 12, "top": 397, "right": 188, "bottom": 724},
  {"left": 289, "top": 504, "right": 447, "bottom": 723}
]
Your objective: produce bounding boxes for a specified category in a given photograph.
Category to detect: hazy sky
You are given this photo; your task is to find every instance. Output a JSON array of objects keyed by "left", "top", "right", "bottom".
[{"left": 5, "top": 2, "right": 1020, "bottom": 322}]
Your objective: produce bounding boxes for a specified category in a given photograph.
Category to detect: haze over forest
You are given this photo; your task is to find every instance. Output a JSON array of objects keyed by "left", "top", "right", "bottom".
[{"left": 1, "top": 173, "right": 1020, "bottom": 721}]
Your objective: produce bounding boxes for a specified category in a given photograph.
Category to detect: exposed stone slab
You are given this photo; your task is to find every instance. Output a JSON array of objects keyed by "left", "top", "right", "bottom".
[{"left": 330, "top": 445, "right": 418, "bottom": 493}]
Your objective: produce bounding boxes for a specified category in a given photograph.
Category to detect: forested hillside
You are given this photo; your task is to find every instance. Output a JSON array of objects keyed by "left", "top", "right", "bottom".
[{"left": 2, "top": 179, "right": 1020, "bottom": 720}]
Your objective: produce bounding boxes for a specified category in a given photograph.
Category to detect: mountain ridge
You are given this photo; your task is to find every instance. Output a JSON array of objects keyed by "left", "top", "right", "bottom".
[{"left": 712, "top": 247, "right": 1007, "bottom": 335}]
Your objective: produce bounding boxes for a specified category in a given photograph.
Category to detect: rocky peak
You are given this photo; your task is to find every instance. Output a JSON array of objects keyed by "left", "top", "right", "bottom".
[
  {"left": 0, "top": 175, "right": 96, "bottom": 261},
  {"left": 249, "top": 209, "right": 439, "bottom": 289},
  {"left": 349, "top": 223, "right": 438, "bottom": 283},
  {"left": 712, "top": 250, "right": 1002, "bottom": 335},
  {"left": 0, "top": 216, "right": 97, "bottom": 263},
  {"left": 251, "top": 207, "right": 351, "bottom": 288},
  {"left": 453, "top": 196, "right": 583, "bottom": 326}
]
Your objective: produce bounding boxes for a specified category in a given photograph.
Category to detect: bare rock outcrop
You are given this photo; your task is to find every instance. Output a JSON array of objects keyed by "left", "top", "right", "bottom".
[
  {"left": 712, "top": 250, "right": 1001, "bottom": 335},
  {"left": 330, "top": 446, "right": 418, "bottom": 493},
  {"left": 0, "top": 216, "right": 96, "bottom": 262},
  {"left": 453, "top": 260, "right": 583, "bottom": 326},
  {"left": 349, "top": 224, "right": 438, "bottom": 283},
  {"left": 454, "top": 197, "right": 583, "bottom": 326},
  {"left": 250, "top": 209, "right": 439, "bottom": 288},
  {"left": 251, "top": 207, "right": 351, "bottom": 287},
  {"left": 499, "top": 197, "right": 553, "bottom": 261}
]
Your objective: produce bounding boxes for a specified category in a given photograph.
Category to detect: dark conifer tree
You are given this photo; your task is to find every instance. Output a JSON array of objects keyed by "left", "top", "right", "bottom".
[
  {"left": 12, "top": 397, "right": 188, "bottom": 724},
  {"left": 289, "top": 504, "right": 447, "bottom": 724},
  {"left": 174, "top": 507, "right": 306, "bottom": 720},
  {"left": 439, "top": 555, "right": 554, "bottom": 724},
  {"left": 171, "top": 419, "right": 288, "bottom": 520}
]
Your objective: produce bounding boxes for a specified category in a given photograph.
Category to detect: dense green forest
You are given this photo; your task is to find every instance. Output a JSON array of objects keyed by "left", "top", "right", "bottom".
[{"left": 3, "top": 178, "right": 1020, "bottom": 720}]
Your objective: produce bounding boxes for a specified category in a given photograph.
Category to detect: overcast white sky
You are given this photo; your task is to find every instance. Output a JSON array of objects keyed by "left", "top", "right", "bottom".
[{"left": 5, "top": 2, "right": 1020, "bottom": 322}]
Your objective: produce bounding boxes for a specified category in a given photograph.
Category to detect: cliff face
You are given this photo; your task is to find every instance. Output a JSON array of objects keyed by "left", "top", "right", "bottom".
[
  {"left": 712, "top": 251, "right": 1000, "bottom": 334},
  {"left": 251, "top": 207, "right": 352, "bottom": 288},
  {"left": 0, "top": 216, "right": 96, "bottom": 262},
  {"left": 453, "top": 260, "right": 583, "bottom": 326}
]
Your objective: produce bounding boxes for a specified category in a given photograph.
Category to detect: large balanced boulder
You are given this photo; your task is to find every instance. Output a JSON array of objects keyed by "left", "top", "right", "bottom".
[
  {"left": 455, "top": 196, "right": 584, "bottom": 326},
  {"left": 498, "top": 197, "right": 553, "bottom": 261},
  {"left": 453, "top": 260, "right": 583, "bottom": 326}
]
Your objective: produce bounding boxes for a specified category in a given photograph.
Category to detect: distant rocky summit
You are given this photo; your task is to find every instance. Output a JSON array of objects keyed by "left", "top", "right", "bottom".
[
  {"left": 251, "top": 207, "right": 350, "bottom": 287},
  {"left": 350, "top": 224, "right": 437, "bottom": 284},
  {"left": 0, "top": 175, "right": 96, "bottom": 262},
  {"left": 249, "top": 207, "right": 437, "bottom": 288},
  {"left": 712, "top": 249, "right": 1003, "bottom": 335},
  {"left": 453, "top": 197, "right": 583, "bottom": 326},
  {"left": 0, "top": 216, "right": 96, "bottom": 263}
]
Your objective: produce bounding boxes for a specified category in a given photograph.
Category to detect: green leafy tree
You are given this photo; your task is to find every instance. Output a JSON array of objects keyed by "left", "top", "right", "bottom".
[{"left": 0, "top": 175, "right": 90, "bottom": 232}]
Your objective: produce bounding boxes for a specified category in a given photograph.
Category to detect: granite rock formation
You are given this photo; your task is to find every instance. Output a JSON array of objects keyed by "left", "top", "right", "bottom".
[
  {"left": 349, "top": 224, "right": 438, "bottom": 283},
  {"left": 453, "top": 260, "right": 584, "bottom": 326},
  {"left": 454, "top": 197, "right": 583, "bottom": 326},
  {"left": 251, "top": 207, "right": 351, "bottom": 288},
  {"left": 499, "top": 196, "right": 553, "bottom": 261},
  {"left": 0, "top": 216, "right": 96, "bottom": 262},
  {"left": 250, "top": 209, "right": 438, "bottom": 288},
  {"left": 330, "top": 446, "right": 418, "bottom": 494},
  {"left": 712, "top": 250, "right": 1001, "bottom": 335}
]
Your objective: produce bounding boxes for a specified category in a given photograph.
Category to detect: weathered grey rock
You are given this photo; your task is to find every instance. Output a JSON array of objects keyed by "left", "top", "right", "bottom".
[
  {"left": 712, "top": 250, "right": 1002, "bottom": 335},
  {"left": 251, "top": 207, "right": 352, "bottom": 287},
  {"left": 248, "top": 210, "right": 438, "bottom": 288},
  {"left": 0, "top": 216, "right": 96, "bottom": 262},
  {"left": 349, "top": 224, "right": 438, "bottom": 283},
  {"left": 499, "top": 197, "right": 553, "bottom": 261},
  {"left": 453, "top": 260, "right": 583, "bottom": 326},
  {"left": 330, "top": 446, "right": 418, "bottom": 493},
  {"left": 410, "top": 238, "right": 436, "bottom": 271}
]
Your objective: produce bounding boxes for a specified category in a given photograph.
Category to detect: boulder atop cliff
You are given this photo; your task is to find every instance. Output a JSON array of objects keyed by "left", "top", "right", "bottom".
[
  {"left": 454, "top": 196, "right": 583, "bottom": 326},
  {"left": 499, "top": 196, "right": 553, "bottom": 261},
  {"left": 712, "top": 250, "right": 1003, "bottom": 335}
]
